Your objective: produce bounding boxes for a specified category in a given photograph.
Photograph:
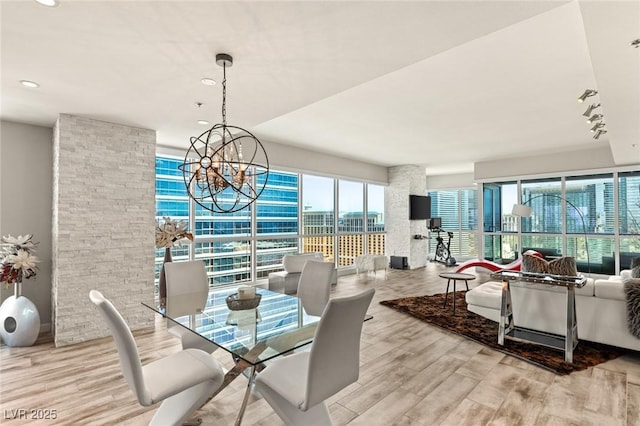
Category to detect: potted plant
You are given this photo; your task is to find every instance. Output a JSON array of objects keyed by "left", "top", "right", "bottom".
[{"left": 155, "top": 217, "right": 193, "bottom": 307}]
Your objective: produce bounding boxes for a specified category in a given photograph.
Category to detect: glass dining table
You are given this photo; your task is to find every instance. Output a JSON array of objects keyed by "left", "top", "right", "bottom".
[{"left": 142, "top": 286, "right": 322, "bottom": 425}]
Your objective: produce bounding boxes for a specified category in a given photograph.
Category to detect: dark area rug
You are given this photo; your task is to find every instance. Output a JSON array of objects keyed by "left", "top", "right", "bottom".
[{"left": 380, "top": 291, "right": 629, "bottom": 375}]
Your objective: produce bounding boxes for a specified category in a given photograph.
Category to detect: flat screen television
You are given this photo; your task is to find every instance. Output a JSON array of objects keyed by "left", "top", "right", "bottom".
[{"left": 409, "top": 195, "right": 431, "bottom": 220}]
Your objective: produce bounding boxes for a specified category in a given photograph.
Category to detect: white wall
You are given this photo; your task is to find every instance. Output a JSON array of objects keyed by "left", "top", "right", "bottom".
[
  {"left": 427, "top": 172, "right": 475, "bottom": 190},
  {"left": 385, "top": 165, "right": 428, "bottom": 269},
  {"left": 158, "top": 138, "right": 389, "bottom": 184},
  {"left": 474, "top": 146, "right": 617, "bottom": 181},
  {"left": 52, "top": 115, "right": 156, "bottom": 346},
  {"left": 0, "top": 120, "right": 53, "bottom": 332}
]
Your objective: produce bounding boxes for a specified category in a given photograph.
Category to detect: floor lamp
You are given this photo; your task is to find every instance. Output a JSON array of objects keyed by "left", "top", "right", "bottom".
[{"left": 512, "top": 193, "right": 590, "bottom": 274}]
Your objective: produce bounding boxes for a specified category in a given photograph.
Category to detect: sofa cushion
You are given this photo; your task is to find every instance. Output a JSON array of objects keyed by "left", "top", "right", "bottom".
[
  {"left": 578, "top": 278, "right": 595, "bottom": 297},
  {"left": 510, "top": 278, "right": 594, "bottom": 297},
  {"left": 594, "top": 279, "right": 625, "bottom": 301},
  {"left": 282, "top": 252, "right": 323, "bottom": 273},
  {"left": 465, "top": 281, "right": 502, "bottom": 310}
]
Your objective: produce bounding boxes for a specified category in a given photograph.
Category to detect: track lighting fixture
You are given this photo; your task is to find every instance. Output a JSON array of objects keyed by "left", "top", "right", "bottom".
[
  {"left": 586, "top": 114, "right": 603, "bottom": 124},
  {"left": 577, "top": 89, "right": 598, "bottom": 103},
  {"left": 582, "top": 103, "right": 601, "bottom": 117},
  {"left": 577, "top": 90, "right": 606, "bottom": 139},
  {"left": 593, "top": 129, "right": 607, "bottom": 140}
]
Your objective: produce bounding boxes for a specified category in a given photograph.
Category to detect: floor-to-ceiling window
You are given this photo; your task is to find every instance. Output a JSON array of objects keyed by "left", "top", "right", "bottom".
[
  {"left": 366, "top": 183, "right": 386, "bottom": 255},
  {"left": 564, "top": 174, "right": 614, "bottom": 273},
  {"left": 480, "top": 181, "right": 518, "bottom": 263},
  {"left": 338, "top": 180, "right": 364, "bottom": 267},
  {"left": 255, "top": 171, "right": 299, "bottom": 279},
  {"left": 156, "top": 155, "right": 385, "bottom": 291},
  {"left": 301, "top": 175, "right": 335, "bottom": 261},
  {"left": 482, "top": 171, "right": 637, "bottom": 274},
  {"left": 428, "top": 188, "right": 478, "bottom": 259},
  {"left": 519, "top": 178, "right": 564, "bottom": 260},
  {"left": 618, "top": 171, "right": 640, "bottom": 269},
  {"left": 155, "top": 157, "right": 190, "bottom": 296}
]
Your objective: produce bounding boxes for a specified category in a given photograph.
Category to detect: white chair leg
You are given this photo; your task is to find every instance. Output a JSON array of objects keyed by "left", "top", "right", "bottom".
[
  {"left": 150, "top": 379, "right": 220, "bottom": 426},
  {"left": 257, "top": 383, "right": 333, "bottom": 426}
]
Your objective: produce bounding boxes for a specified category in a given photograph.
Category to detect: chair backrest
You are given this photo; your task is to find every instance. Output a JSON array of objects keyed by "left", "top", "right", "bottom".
[
  {"left": 297, "top": 260, "right": 335, "bottom": 316},
  {"left": 283, "top": 252, "right": 323, "bottom": 273},
  {"left": 89, "top": 290, "right": 151, "bottom": 405},
  {"left": 304, "top": 288, "right": 375, "bottom": 410},
  {"left": 164, "top": 260, "right": 209, "bottom": 318}
]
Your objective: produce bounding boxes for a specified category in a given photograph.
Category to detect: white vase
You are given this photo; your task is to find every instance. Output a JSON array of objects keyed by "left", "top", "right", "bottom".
[{"left": 0, "top": 281, "right": 40, "bottom": 347}]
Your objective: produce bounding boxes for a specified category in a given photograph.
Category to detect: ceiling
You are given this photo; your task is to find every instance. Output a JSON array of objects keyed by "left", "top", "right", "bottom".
[{"left": 1, "top": 0, "right": 639, "bottom": 176}]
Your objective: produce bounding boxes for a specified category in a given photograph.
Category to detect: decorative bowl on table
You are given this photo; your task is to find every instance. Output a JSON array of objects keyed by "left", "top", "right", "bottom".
[{"left": 226, "top": 293, "right": 262, "bottom": 311}]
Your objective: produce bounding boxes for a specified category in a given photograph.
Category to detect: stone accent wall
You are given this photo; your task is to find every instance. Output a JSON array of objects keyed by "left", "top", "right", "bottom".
[
  {"left": 52, "top": 115, "right": 156, "bottom": 346},
  {"left": 385, "top": 165, "right": 427, "bottom": 269}
]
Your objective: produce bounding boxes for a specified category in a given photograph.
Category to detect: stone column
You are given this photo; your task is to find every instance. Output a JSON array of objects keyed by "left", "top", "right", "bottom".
[
  {"left": 385, "top": 165, "right": 428, "bottom": 269},
  {"left": 52, "top": 114, "right": 156, "bottom": 346}
]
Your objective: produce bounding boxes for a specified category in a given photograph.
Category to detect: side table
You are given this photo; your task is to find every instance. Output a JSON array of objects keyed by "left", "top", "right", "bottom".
[
  {"left": 439, "top": 272, "right": 475, "bottom": 314},
  {"left": 490, "top": 270, "right": 586, "bottom": 363}
]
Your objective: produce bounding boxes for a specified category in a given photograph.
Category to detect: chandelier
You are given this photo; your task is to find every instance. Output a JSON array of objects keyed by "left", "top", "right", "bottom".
[{"left": 179, "top": 53, "right": 269, "bottom": 213}]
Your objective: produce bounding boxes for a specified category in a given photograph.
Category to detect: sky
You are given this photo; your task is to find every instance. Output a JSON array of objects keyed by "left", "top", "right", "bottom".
[{"left": 302, "top": 175, "right": 384, "bottom": 213}]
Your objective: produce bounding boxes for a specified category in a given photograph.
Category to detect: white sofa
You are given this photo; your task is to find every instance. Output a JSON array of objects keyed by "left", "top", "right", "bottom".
[
  {"left": 465, "top": 270, "right": 640, "bottom": 351},
  {"left": 268, "top": 253, "right": 337, "bottom": 295}
]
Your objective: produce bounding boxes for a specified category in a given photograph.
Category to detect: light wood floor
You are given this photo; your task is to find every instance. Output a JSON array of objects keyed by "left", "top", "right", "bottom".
[{"left": 3, "top": 263, "right": 640, "bottom": 425}]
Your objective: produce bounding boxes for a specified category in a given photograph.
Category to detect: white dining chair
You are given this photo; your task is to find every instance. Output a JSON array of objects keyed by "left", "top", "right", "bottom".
[
  {"left": 89, "top": 290, "right": 224, "bottom": 426},
  {"left": 297, "top": 260, "right": 335, "bottom": 316},
  {"left": 254, "top": 288, "right": 375, "bottom": 425},
  {"left": 164, "top": 260, "right": 218, "bottom": 353}
]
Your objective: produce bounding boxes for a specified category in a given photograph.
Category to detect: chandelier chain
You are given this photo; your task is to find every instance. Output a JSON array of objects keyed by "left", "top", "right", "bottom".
[
  {"left": 180, "top": 53, "right": 269, "bottom": 213},
  {"left": 222, "top": 62, "right": 227, "bottom": 126}
]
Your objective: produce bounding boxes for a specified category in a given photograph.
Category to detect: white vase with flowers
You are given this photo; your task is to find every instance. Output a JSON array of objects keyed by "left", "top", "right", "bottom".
[
  {"left": 0, "top": 234, "right": 40, "bottom": 346},
  {"left": 155, "top": 217, "right": 193, "bottom": 308}
]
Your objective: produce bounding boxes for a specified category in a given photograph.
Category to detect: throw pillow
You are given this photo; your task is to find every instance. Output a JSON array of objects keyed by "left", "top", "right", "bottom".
[
  {"left": 522, "top": 254, "right": 549, "bottom": 274},
  {"left": 623, "top": 278, "right": 640, "bottom": 338},
  {"left": 548, "top": 256, "right": 578, "bottom": 276},
  {"left": 631, "top": 257, "right": 640, "bottom": 278}
]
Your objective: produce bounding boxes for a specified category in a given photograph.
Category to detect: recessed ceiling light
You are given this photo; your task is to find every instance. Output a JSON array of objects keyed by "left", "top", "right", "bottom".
[
  {"left": 20, "top": 80, "right": 40, "bottom": 88},
  {"left": 201, "top": 78, "right": 216, "bottom": 86},
  {"left": 197, "top": 120, "right": 210, "bottom": 125},
  {"left": 35, "top": 0, "right": 58, "bottom": 6}
]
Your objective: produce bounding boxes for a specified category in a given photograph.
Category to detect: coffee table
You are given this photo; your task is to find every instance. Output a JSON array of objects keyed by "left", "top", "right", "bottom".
[{"left": 439, "top": 272, "right": 475, "bottom": 314}]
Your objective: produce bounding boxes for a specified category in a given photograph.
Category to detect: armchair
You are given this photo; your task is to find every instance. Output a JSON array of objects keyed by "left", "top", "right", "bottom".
[{"left": 268, "top": 252, "right": 337, "bottom": 294}]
